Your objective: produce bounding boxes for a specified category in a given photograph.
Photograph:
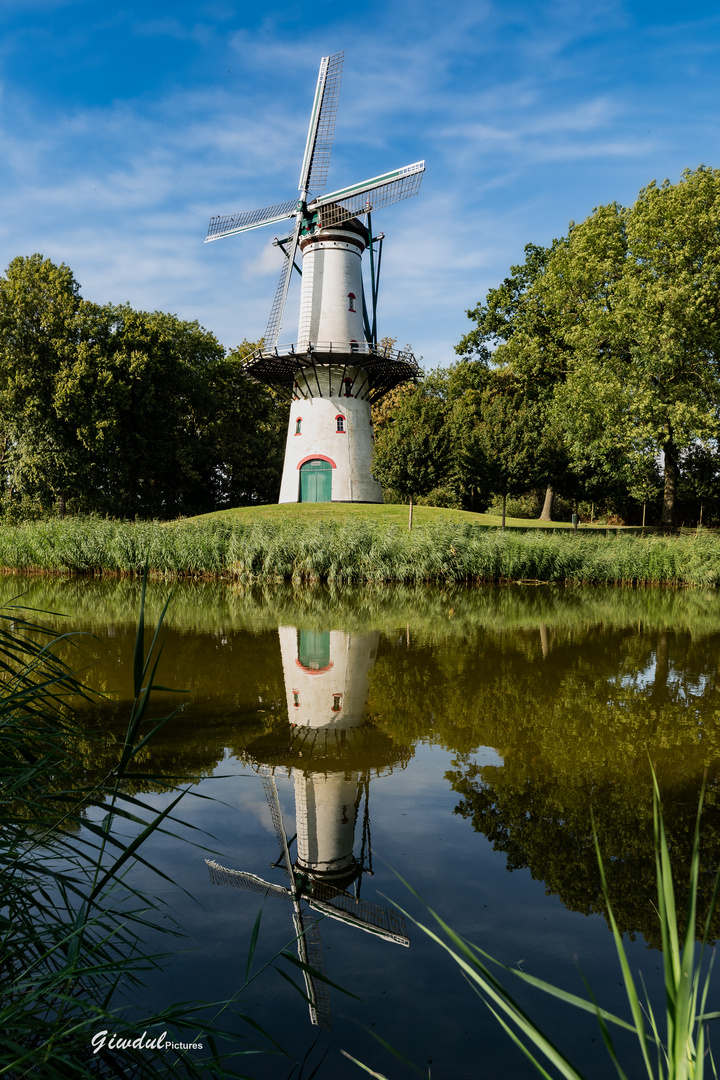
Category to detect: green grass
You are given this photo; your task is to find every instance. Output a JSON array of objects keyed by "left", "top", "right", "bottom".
[{"left": 191, "top": 502, "right": 597, "bottom": 530}]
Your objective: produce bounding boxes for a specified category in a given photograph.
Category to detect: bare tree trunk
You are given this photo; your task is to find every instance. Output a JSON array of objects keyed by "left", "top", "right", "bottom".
[
  {"left": 642, "top": 500, "right": 646, "bottom": 528},
  {"left": 502, "top": 492, "right": 507, "bottom": 532},
  {"left": 661, "top": 439, "right": 678, "bottom": 528},
  {"left": 408, "top": 494, "right": 413, "bottom": 531},
  {"left": 539, "top": 485, "right": 554, "bottom": 522},
  {"left": 57, "top": 491, "right": 66, "bottom": 520}
]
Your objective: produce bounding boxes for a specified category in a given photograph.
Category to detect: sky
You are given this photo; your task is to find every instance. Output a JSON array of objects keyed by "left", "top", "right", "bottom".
[{"left": 1, "top": 0, "right": 719, "bottom": 368}]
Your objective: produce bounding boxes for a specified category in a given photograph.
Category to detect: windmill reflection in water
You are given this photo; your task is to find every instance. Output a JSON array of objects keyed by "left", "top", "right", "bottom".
[{"left": 205, "top": 627, "right": 411, "bottom": 1029}]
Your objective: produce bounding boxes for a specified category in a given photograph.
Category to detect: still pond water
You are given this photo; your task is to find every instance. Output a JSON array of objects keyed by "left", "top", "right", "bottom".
[{"left": 8, "top": 575, "right": 720, "bottom": 1079}]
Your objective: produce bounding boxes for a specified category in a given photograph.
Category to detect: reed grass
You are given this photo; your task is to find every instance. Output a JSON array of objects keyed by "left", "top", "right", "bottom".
[
  {"left": 370, "top": 770, "right": 720, "bottom": 1080},
  {"left": 0, "top": 516, "right": 719, "bottom": 586},
  {"left": 0, "top": 577, "right": 306, "bottom": 1078}
]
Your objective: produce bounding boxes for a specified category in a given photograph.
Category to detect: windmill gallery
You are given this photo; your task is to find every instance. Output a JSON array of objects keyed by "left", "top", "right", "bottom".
[{"left": 205, "top": 52, "right": 424, "bottom": 505}]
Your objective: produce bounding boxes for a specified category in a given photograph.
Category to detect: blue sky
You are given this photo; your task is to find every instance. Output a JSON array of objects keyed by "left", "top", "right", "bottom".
[{"left": 1, "top": 0, "right": 719, "bottom": 367}]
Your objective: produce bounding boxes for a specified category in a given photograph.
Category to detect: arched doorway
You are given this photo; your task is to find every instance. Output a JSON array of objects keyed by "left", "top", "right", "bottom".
[{"left": 299, "top": 458, "right": 332, "bottom": 502}]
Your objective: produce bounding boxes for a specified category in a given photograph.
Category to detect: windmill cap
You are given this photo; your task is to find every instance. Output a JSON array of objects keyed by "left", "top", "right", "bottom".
[{"left": 300, "top": 216, "right": 369, "bottom": 251}]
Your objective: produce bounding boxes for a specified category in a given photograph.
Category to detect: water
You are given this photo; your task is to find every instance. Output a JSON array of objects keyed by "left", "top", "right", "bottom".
[{"left": 6, "top": 576, "right": 720, "bottom": 1078}]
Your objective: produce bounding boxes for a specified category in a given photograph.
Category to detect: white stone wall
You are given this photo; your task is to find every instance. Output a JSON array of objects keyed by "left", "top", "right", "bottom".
[
  {"left": 297, "top": 225, "right": 367, "bottom": 349},
  {"left": 278, "top": 627, "right": 379, "bottom": 730},
  {"left": 278, "top": 389, "right": 382, "bottom": 503}
]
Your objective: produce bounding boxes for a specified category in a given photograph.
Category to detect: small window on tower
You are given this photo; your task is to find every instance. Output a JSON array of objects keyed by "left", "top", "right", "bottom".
[
  {"left": 336, "top": 415, "right": 345, "bottom": 433},
  {"left": 350, "top": 339, "right": 359, "bottom": 353},
  {"left": 295, "top": 417, "right": 302, "bottom": 435},
  {"left": 347, "top": 292, "right": 356, "bottom": 312},
  {"left": 293, "top": 692, "right": 300, "bottom": 708},
  {"left": 343, "top": 378, "right": 353, "bottom": 397},
  {"left": 332, "top": 693, "right": 342, "bottom": 712}
]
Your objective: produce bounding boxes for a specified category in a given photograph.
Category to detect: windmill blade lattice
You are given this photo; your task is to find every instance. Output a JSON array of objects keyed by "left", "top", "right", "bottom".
[
  {"left": 205, "top": 199, "right": 297, "bottom": 242},
  {"left": 263, "top": 219, "right": 302, "bottom": 348},
  {"left": 260, "top": 766, "right": 294, "bottom": 873},
  {"left": 313, "top": 161, "right": 425, "bottom": 228},
  {"left": 299, "top": 51, "right": 344, "bottom": 196},
  {"left": 310, "top": 888, "right": 409, "bottom": 946},
  {"left": 205, "top": 860, "right": 292, "bottom": 899},
  {"left": 293, "top": 906, "right": 332, "bottom": 1029}
]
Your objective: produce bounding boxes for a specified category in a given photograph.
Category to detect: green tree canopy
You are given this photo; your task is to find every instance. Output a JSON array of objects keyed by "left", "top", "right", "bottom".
[
  {"left": 0, "top": 256, "right": 288, "bottom": 517},
  {"left": 458, "top": 168, "right": 720, "bottom": 525},
  {"left": 371, "top": 381, "right": 451, "bottom": 525}
]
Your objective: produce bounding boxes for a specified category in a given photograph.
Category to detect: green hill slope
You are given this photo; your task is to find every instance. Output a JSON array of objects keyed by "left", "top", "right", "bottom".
[{"left": 191, "top": 502, "right": 581, "bottom": 530}]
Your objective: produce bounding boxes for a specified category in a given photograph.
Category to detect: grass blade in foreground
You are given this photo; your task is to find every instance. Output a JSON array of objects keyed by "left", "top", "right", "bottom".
[
  {"left": 0, "top": 582, "right": 306, "bottom": 1078},
  {"left": 352, "top": 772, "right": 720, "bottom": 1079}
]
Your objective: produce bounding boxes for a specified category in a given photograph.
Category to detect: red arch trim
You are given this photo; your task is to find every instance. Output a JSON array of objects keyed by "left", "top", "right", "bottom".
[
  {"left": 296, "top": 455, "right": 337, "bottom": 469},
  {"left": 295, "top": 659, "right": 334, "bottom": 674}
]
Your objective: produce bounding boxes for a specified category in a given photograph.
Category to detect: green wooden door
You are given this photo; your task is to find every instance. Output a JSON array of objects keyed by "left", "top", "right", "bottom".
[{"left": 299, "top": 459, "right": 332, "bottom": 502}]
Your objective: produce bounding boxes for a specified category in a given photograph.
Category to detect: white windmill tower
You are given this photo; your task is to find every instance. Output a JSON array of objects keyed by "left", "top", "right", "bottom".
[{"left": 205, "top": 52, "right": 424, "bottom": 504}]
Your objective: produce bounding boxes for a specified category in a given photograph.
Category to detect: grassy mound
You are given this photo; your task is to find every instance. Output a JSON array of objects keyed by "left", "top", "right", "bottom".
[{"left": 191, "top": 502, "right": 581, "bottom": 530}]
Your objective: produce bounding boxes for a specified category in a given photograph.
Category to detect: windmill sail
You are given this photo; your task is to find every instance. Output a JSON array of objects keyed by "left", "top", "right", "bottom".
[
  {"left": 298, "top": 52, "right": 344, "bottom": 196},
  {"left": 205, "top": 860, "right": 332, "bottom": 1029},
  {"left": 309, "top": 889, "right": 410, "bottom": 946},
  {"left": 205, "top": 199, "right": 297, "bottom": 242},
  {"left": 260, "top": 766, "right": 293, "bottom": 873},
  {"left": 293, "top": 905, "right": 332, "bottom": 1029},
  {"left": 263, "top": 219, "right": 302, "bottom": 349},
  {"left": 311, "top": 161, "right": 425, "bottom": 228},
  {"left": 205, "top": 860, "right": 292, "bottom": 899}
]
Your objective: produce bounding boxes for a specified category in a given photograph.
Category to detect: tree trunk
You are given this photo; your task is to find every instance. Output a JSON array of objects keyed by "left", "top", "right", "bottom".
[
  {"left": 539, "top": 485, "right": 554, "bottom": 522},
  {"left": 661, "top": 440, "right": 678, "bottom": 528},
  {"left": 642, "top": 500, "right": 646, "bottom": 529},
  {"left": 57, "top": 491, "right": 66, "bottom": 520},
  {"left": 502, "top": 492, "right": 507, "bottom": 532},
  {"left": 539, "top": 623, "right": 550, "bottom": 659},
  {"left": 408, "top": 494, "right": 414, "bottom": 531},
  {"left": 651, "top": 632, "right": 670, "bottom": 707}
]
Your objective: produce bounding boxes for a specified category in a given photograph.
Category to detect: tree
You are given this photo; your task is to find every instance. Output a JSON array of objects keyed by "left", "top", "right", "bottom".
[
  {"left": 547, "top": 169, "right": 720, "bottom": 526},
  {"left": 371, "top": 383, "right": 450, "bottom": 528},
  {"left": 210, "top": 343, "right": 288, "bottom": 508},
  {"left": 0, "top": 256, "right": 287, "bottom": 518},
  {"left": 0, "top": 255, "right": 82, "bottom": 516},
  {"left": 47, "top": 301, "right": 227, "bottom": 517},
  {"left": 472, "top": 372, "right": 548, "bottom": 529},
  {"left": 456, "top": 242, "right": 572, "bottom": 520},
  {"left": 461, "top": 170, "right": 720, "bottom": 526}
]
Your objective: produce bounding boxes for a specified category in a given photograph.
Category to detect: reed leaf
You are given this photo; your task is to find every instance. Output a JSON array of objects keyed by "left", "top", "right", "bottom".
[
  {"left": 362, "top": 770, "right": 720, "bottom": 1079},
  {"left": 0, "top": 579, "right": 303, "bottom": 1077}
]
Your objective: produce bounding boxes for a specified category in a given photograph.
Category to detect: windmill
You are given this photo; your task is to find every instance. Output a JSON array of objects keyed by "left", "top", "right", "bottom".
[
  {"left": 206, "top": 767, "right": 409, "bottom": 1030},
  {"left": 205, "top": 626, "right": 411, "bottom": 1029},
  {"left": 205, "top": 52, "right": 424, "bottom": 504}
]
